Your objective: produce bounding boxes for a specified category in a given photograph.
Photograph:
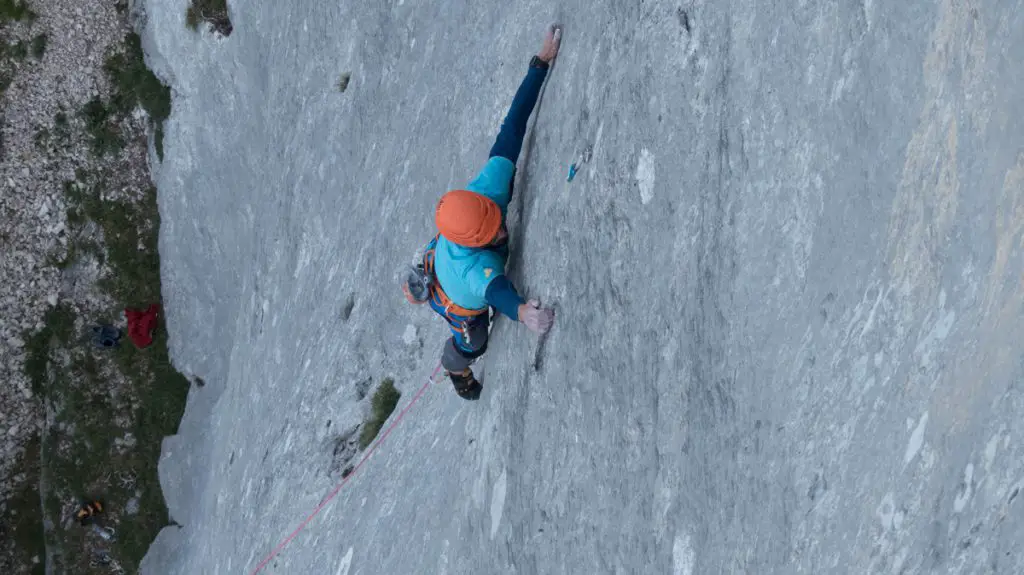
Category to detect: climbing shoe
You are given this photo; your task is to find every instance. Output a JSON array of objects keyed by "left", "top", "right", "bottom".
[{"left": 448, "top": 369, "right": 482, "bottom": 401}]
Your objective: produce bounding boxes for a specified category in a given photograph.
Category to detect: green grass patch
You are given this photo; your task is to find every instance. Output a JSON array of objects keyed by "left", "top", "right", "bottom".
[
  {"left": 78, "top": 34, "right": 175, "bottom": 159},
  {"left": 6, "top": 39, "right": 28, "bottom": 61},
  {"left": 3, "top": 436, "right": 46, "bottom": 575},
  {"left": 17, "top": 307, "right": 79, "bottom": 574},
  {"left": 30, "top": 33, "right": 46, "bottom": 58},
  {"left": 100, "top": 188, "right": 162, "bottom": 307},
  {"left": 110, "top": 325, "right": 189, "bottom": 562},
  {"left": 359, "top": 378, "right": 401, "bottom": 449},
  {"left": 80, "top": 97, "right": 124, "bottom": 157},
  {"left": 22, "top": 27, "right": 187, "bottom": 574},
  {"left": 52, "top": 110, "right": 71, "bottom": 144},
  {"left": 0, "top": 0, "right": 36, "bottom": 23},
  {"left": 104, "top": 33, "right": 171, "bottom": 160},
  {"left": 105, "top": 34, "right": 171, "bottom": 123},
  {"left": 40, "top": 295, "right": 189, "bottom": 574},
  {"left": 185, "top": 6, "right": 200, "bottom": 30},
  {"left": 44, "top": 169, "right": 190, "bottom": 572},
  {"left": 23, "top": 304, "right": 77, "bottom": 398},
  {"left": 65, "top": 172, "right": 162, "bottom": 306},
  {"left": 34, "top": 112, "right": 71, "bottom": 153}
]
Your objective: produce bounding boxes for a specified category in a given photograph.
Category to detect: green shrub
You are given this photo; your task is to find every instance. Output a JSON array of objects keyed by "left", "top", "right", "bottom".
[
  {"left": 185, "top": 0, "right": 232, "bottom": 36},
  {"left": 0, "top": 0, "right": 35, "bottom": 23},
  {"left": 359, "top": 378, "right": 402, "bottom": 449},
  {"left": 104, "top": 33, "right": 171, "bottom": 159},
  {"left": 23, "top": 304, "right": 77, "bottom": 397},
  {"left": 9, "top": 39, "right": 28, "bottom": 60},
  {"left": 31, "top": 33, "right": 46, "bottom": 58},
  {"left": 80, "top": 97, "right": 123, "bottom": 156}
]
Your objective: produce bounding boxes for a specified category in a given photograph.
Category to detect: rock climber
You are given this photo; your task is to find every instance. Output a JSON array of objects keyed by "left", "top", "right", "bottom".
[{"left": 403, "top": 24, "right": 560, "bottom": 400}]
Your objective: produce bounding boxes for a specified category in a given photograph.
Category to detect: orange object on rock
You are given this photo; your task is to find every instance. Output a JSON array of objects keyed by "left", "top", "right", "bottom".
[
  {"left": 435, "top": 190, "right": 502, "bottom": 248},
  {"left": 125, "top": 303, "right": 160, "bottom": 348}
]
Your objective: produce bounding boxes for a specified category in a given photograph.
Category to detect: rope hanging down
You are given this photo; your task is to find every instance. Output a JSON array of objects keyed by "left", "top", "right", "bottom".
[{"left": 249, "top": 363, "right": 443, "bottom": 575}]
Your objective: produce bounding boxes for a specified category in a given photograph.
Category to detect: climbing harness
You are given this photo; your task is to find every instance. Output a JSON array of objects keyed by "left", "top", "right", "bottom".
[
  {"left": 422, "top": 235, "right": 489, "bottom": 319},
  {"left": 421, "top": 234, "right": 489, "bottom": 348}
]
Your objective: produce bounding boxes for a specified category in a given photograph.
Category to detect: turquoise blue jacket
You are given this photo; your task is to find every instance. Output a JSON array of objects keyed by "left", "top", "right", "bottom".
[{"left": 431, "top": 156, "right": 524, "bottom": 320}]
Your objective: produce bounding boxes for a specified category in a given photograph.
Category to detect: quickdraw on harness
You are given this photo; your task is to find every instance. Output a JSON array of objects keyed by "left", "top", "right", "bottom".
[{"left": 420, "top": 234, "right": 488, "bottom": 347}]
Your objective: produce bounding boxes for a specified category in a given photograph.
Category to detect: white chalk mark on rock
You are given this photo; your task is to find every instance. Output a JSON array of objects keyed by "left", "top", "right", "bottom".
[
  {"left": 954, "top": 463, "right": 974, "bottom": 512},
  {"left": 877, "top": 492, "right": 896, "bottom": 531},
  {"left": 984, "top": 434, "right": 999, "bottom": 472},
  {"left": 672, "top": 532, "right": 695, "bottom": 575},
  {"left": 335, "top": 547, "right": 354, "bottom": 575},
  {"left": 402, "top": 323, "right": 417, "bottom": 345},
  {"left": 904, "top": 411, "right": 928, "bottom": 467},
  {"left": 637, "top": 148, "right": 656, "bottom": 205},
  {"left": 490, "top": 468, "right": 507, "bottom": 540}
]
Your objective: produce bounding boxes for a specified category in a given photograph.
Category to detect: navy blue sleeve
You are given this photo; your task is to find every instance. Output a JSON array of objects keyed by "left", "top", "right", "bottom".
[
  {"left": 488, "top": 65, "right": 548, "bottom": 164},
  {"left": 485, "top": 275, "right": 525, "bottom": 321}
]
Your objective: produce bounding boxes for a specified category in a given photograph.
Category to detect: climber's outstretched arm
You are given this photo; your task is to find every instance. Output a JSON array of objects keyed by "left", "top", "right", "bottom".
[{"left": 488, "top": 25, "right": 561, "bottom": 164}]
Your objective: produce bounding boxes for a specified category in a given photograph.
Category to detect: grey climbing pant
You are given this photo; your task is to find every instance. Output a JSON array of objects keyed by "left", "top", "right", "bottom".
[{"left": 440, "top": 319, "right": 490, "bottom": 373}]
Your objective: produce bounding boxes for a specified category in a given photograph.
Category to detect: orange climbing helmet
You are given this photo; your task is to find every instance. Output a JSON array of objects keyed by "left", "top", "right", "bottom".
[{"left": 435, "top": 190, "right": 501, "bottom": 248}]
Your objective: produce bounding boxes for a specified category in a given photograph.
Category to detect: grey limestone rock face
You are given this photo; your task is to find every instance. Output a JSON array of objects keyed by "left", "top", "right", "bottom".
[{"left": 141, "top": 1, "right": 1024, "bottom": 573}]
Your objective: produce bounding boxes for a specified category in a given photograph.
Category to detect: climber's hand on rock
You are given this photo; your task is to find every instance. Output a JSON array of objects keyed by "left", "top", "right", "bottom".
[
  {"left": 537, "top": 24, "right": 561, "bottom": 63},
  {"left": 519, "top": 299, "right": 554, "bottom": 335}
]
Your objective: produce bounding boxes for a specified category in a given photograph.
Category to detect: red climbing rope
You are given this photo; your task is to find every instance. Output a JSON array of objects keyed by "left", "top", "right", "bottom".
[{"left": 248, "top": 363, "right": 442, "bottom": 575}]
